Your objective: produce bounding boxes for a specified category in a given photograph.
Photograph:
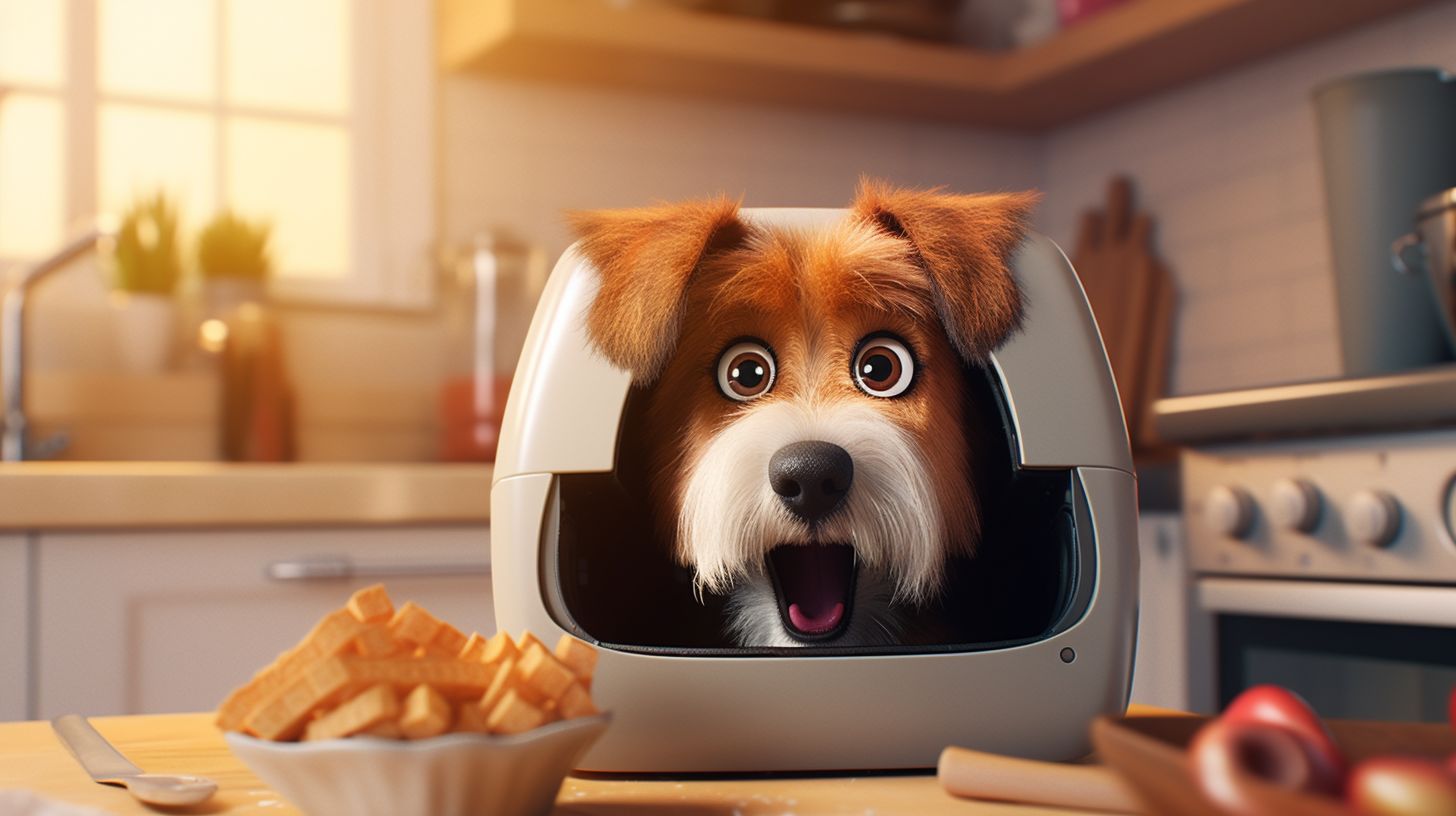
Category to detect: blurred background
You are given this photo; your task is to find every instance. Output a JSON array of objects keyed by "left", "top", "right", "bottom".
[
  {"left": 0, "top": 0, "right": 1449, "bottom": 464},
  {"left": 4, "top": 0, "right": 1456, "bottom": 724}
]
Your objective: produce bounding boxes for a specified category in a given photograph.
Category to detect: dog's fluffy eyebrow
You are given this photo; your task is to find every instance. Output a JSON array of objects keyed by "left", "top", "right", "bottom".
[{"left": 701, "top": 221, "right": 934, "bottom": 319}]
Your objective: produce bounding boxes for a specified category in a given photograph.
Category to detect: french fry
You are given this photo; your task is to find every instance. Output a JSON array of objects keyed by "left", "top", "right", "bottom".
[
  {"left": 478, "top": 657, "right": 518, "bottom": 714},
  {"left": 432, "top": 622, "right": 468, "bottom": 656},
  {"left": 361, "top": 719, "right": 404, "bottom": 739},
  {"left": 459, "top": 633, "right": 489, "bottom": 662},
  {"left": 557, "top": 681, "right": 598, "bottom": 720},
  {"left": 486, "top": 689, "right": 545, "bottom": 735},
  {"left": 388, "top": 601, "right": 443, "bottom": 647},
  {"left": 400, "top": 684, "right": 452, "bottom": 740},
  {"left": 217, "top": 609, "right": 364, "bottom": 731},
  {"left": 481, "top": 632, "right": 519, "bottom": 666},
  {"left": 341, "top": 655, "right": 496, "bottom": 699},
  {"left": 516, "top": 631, "right": 547, "bottom": 655},
  {"left": 555, "top": 635, "right": 598, "bottom": 681},
  {"left": 304, "top": 684, "right": 399, "bottom": 741},
  {"left": 347, "top": 584, "right": 394, "bottom": 623},
  {"left": 353, "top": 623, "right": 402, "bottom": 659},
  {"left": 215, "top": 659, "right": 288, "bottom": 732},
  {"left": 454, "top": 699, "right": 491, "bottom": 733},
  {"left": 518, "top": 643, "right": 576, "bottom": 701},
  {"left": 244, "top": 655, "right": 354, "bottom": 741},
  {"left": 218, "top": 589, "right": 601, "bottom": 742}
]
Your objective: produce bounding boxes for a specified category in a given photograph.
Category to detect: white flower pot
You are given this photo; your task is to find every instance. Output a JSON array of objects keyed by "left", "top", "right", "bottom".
[{"left": 110, "top": 292, "right": 177, "bottom": 373}]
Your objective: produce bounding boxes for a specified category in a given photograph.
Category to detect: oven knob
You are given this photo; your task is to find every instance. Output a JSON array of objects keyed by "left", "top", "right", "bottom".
[
  {"left": 1347, "top": 490, "right": 1402, "bottom": 548},
  {"left": 1270, "top": 479, "right": 1322, "bottom": 532},
  {"left": 1204, "top": 485, "right": 1256, "bottom": 539}
]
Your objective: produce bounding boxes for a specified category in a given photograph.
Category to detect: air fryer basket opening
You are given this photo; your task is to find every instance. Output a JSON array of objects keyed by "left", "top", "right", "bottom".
[{"left": 542, "top": 364, "right": 1093, "bottom": 656}]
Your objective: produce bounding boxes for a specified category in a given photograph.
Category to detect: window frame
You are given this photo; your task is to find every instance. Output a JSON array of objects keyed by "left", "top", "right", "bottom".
[{"left": 1, "top": 0, "right": 435, "bottom": 309}]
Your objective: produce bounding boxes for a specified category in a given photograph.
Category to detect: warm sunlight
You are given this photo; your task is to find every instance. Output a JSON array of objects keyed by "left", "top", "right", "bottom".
[
  {"left": 227, "top": 0, "right": 350, "bottom": 114},
  {"left": 99, "top": 103, "right": 216, "bottom": 221},
  {"left": 0, "top": 0, "right": 353, "bottom": 282},
  {"left": 99, "top": 0, "right": 215, "bottom": 101},
  {"left": 0, "top": 94, "right": 63, "bottom": 256},
  {"left": 0, "top": 0, "right": 62, "bottom": 87},
  {"left": 227, "top": 117, "right": 350, "bottom": 278}
]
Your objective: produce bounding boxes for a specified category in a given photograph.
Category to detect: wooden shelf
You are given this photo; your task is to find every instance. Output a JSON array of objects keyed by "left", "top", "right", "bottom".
[{"left": 439, "top": 0, "right": 1440, "bottom": 130}]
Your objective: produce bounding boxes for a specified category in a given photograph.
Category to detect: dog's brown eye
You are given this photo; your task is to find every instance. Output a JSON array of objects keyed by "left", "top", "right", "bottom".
[
  {"left": 716, "top": 341, "right": 776, "bottom": 401},
  {"left": 853, "top": 335, "right": 915, "bottom": 398}
]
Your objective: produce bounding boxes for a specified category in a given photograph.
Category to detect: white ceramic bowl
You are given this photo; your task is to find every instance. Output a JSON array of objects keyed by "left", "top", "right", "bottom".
[{"left": 225, "top": 714, "right": 610, "bottom": 816}]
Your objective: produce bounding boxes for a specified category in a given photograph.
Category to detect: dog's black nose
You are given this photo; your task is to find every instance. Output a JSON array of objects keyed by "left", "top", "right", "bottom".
[{"left": 769, "top": 441, "right": 854, "bottom": 525}]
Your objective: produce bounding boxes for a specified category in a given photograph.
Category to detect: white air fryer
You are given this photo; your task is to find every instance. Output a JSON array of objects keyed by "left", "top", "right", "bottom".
[{"left": 491, "top": 208, "right": 1138, "bottom": 772}]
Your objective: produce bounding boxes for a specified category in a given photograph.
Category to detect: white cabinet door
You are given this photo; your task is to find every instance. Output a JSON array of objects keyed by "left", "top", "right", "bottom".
[
  {"left": 1130, "top": 512, "right": 1214, "bottom": 714},
  {"left": 36, "top": 526, "right": 492, "bottom": 718},
  {"left": 0, "top": 535, "right": 28, "bottom": 721}
]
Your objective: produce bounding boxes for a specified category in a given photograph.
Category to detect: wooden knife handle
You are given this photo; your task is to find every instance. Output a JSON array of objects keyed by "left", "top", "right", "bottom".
[{"left": 938, "top": 745, "right": 1139, "bottom": 813}]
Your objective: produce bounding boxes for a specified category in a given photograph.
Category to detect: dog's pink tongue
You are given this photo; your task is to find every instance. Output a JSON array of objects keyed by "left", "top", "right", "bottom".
[
  {"left": 788, "top": 601, "right": 844, "bottom": 634},
  {"left": 769, "top": 543, "right": 854, "bottom": 638}
]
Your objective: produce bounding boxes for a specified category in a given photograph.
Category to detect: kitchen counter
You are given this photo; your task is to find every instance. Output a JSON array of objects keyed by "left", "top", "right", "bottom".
[
  {"left": 0, "top": 463, "right": 492, "bottom": 529},
  {"left": 0, "top": 713, "right": 1111, "bottom": 815}
]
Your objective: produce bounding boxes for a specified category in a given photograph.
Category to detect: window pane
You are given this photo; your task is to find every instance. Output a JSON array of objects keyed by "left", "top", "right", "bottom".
[
  {"left": 98, "top": 103, "right": 216, "bottom": 219},
  {"left": 0, "top": 0, "right": 64, "bottom": 87},
  {"left": 0, "top": 94, "right": 65, "bottom": 256},
  {"left": 226, "top": 118, "right": 349, "bottom": 278},
  {"left": 99, "top": 0, "right": 215, "bottom": 102},
  {"left": 227, "top": 0, "right": 349, "bottom": 115}
]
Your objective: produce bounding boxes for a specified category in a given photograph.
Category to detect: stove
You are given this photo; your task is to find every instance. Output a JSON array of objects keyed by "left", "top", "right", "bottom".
[{"left": 1152, "top": 367, "right": 1456, "bottom": 723}]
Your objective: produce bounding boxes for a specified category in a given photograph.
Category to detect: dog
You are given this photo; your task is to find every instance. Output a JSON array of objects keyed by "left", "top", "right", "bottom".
[{"left": 570, "top": 180, "right": 1036, "bottom": 647}]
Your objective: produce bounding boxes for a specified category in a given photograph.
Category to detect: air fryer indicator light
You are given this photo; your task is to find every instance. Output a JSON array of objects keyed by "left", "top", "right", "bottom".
[{"left": 1059, "top": 647, "right": 1076, "bottom": 664}]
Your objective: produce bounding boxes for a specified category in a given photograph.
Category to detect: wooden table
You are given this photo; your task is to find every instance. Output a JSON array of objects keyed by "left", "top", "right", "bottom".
[{"left": 0, "top": 713, "right": 1109, "bottom": 815}]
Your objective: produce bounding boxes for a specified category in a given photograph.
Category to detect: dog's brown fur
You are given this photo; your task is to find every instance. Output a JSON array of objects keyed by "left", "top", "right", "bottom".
[
  {"left": 572, "top": 180, "right": 1036, "bottom": 587},
  {"left": 571, "top": 196, "right": 745, "bottom": 382}
]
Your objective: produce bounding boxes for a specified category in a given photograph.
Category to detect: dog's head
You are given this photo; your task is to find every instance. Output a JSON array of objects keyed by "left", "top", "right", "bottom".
[{"left": 571, "top": 181, "right": 1036, "bottom": 644}]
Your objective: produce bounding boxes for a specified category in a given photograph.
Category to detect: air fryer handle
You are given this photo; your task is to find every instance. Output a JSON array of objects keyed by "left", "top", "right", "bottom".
[{"left": 265, "top": 556, "right": 491, "bottom": 582}]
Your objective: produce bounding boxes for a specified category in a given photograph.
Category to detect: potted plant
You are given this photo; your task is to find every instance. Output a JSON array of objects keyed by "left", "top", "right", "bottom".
[
  {"left": 111, "top": 192, "right": 184, "bottom": 373},
  {"left": 197, "top": 210, "right": 272, "bottom": 318}
]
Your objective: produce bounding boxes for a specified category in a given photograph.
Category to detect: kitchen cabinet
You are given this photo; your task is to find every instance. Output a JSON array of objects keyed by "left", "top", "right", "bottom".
[
  {"left": 0, "top": 535, "right": 29, "bottom": 721},
  {"left": 441, "top": 0, "right": 1439, "bottom": 129},
  {"left": 34, "top": 526, "right": 492, "bottom": 719}
]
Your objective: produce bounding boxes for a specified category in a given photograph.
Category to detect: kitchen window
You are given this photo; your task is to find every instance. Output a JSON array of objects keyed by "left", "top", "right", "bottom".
[{"left": 0, "top": 0, "right": 433, "bottom": 306}]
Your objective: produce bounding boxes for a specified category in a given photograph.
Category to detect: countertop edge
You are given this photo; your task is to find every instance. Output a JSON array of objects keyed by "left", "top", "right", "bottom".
[{"left": 0, "top": 463, "right": 493, "bottom": 529}]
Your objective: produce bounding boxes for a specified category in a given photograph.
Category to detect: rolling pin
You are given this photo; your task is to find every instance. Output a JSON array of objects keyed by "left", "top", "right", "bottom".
[{"left": 938, "top": 745, "right": 1140, "bottom": 813}]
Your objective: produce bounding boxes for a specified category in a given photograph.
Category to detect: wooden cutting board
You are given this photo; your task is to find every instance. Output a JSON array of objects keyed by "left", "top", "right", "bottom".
[{"left": 1071, "top": 177, "right": 1176, "bottom": 460}]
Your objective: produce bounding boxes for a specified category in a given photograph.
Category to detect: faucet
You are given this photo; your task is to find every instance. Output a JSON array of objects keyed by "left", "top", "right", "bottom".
[{"left": 2, "top": 222, "right": 116, "bottom": 461}]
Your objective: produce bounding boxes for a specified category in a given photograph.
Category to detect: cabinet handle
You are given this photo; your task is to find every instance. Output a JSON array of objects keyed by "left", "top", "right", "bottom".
[{"left": 265, "top": 556, "right": 491, "bottom": 582}]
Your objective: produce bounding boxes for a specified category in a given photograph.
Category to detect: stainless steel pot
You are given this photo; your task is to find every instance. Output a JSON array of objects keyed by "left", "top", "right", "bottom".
[{"left": 1392, "top": 188, "right": 1456, "bottom": 355}]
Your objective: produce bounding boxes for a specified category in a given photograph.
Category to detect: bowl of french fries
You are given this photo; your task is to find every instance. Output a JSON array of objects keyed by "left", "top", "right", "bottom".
[{"left": 218, "top": 585, "right": 609, "bottom": 816}]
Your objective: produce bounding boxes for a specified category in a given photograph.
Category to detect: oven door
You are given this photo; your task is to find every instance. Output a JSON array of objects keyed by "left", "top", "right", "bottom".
[{"left": 1199, "top": 577, "right": 1456, "bottom": 723}]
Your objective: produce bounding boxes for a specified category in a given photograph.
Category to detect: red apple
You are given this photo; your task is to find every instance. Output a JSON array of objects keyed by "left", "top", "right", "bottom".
[
  {"left": 1190, "top": 718, "right": 1318, "bottom": 814},
  {"left": 1222, "top": 685, "right": 1346, "bottom": 792},
  {"left": 1348, "top": 757, "right": 1456, "bottom": 815}
]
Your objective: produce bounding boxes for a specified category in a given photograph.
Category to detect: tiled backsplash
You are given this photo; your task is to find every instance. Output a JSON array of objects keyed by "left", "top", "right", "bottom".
[
  {"left": 439, "top": 78, "right": 1042, "bottom": 265},
  {"left": 1039, "top": 1, "right": 1456, "bottom": 395}
]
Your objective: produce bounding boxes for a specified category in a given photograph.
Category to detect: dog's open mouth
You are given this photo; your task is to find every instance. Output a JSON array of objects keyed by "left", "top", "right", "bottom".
[{"left": 766, "top": 543, "right": 857, "bottom": 641}]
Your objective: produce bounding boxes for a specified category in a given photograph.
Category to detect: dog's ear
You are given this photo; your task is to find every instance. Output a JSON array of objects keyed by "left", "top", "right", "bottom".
[
  {"left": 569, "top": 197, "right": 746, "bottom": 383},
  {"left": 852, "top": 179, "right": 1039, "bottom": 360}
]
